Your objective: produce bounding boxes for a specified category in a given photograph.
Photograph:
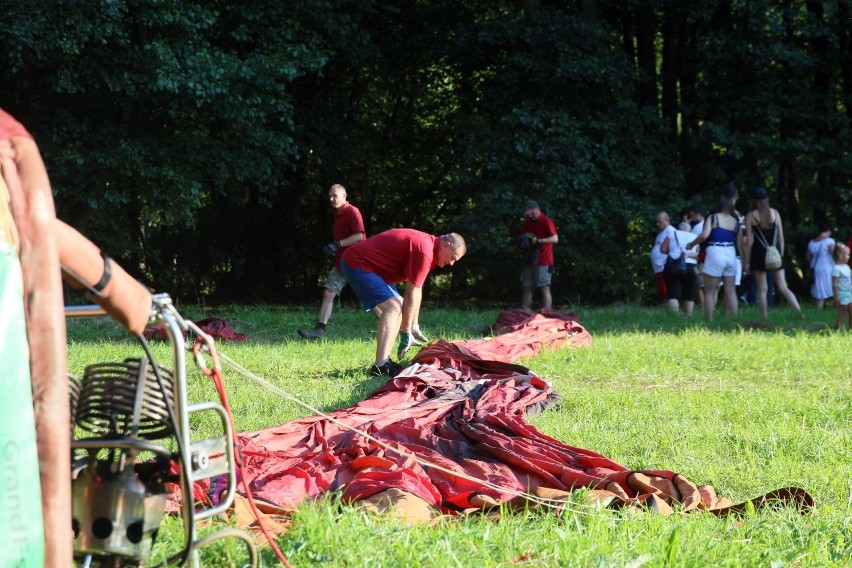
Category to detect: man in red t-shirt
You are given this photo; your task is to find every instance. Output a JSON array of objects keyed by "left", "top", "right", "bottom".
[
  {"left": 519, "top": 200, "right": 558, "bottom": 310},
  {"left": 298, "top": 184, "right": 369, "bottom": 340},
  {"left": 341, "top": 228, "right": 466, "bottom": 376}
]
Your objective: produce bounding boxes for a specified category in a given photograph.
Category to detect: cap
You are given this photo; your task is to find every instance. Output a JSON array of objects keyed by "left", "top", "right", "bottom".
[
  {"left": 752, "top": 186, "right": 768, "bottom": 199},
  {"left": 524, "top": 200, "right": 540, "bottom": 214}
]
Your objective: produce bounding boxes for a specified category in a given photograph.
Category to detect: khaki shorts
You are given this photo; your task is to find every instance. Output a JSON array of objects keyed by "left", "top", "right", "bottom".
[
  {"left": 324, "top": 267, "right": 348, "bottom": 295},
  {"left": 521, "top": 265, "right": 552, "bottom": 288}
]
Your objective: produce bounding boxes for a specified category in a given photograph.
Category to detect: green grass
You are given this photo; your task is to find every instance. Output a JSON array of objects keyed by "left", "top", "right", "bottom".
[{"left": 66, "top": 302, "right": 852, "bottom": 567}]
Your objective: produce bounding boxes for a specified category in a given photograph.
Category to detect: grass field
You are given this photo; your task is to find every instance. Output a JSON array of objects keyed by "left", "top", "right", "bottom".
[{"left": 66, "top": 301, "right": 851, "bottom": 567}]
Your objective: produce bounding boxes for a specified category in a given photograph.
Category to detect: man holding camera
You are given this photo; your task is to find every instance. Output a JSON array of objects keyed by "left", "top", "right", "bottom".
[{"left": 519, "top": 200, "right": 558, "bottom": 310}]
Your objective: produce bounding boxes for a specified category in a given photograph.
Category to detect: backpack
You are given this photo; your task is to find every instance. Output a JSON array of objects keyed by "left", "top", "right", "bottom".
[{"left": 755, "top": 223, "right": 782, "bottom": 270}]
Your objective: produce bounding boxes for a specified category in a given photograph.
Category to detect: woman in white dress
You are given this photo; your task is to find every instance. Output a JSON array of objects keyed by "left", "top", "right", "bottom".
[{"left": 807, "top": 223, "right": 836, "bottom": 309}]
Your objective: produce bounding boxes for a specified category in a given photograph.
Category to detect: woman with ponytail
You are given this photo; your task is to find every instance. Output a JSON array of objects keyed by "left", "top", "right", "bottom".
[{"left": 743, "top": 186, "right": 803, "bottom": 320}]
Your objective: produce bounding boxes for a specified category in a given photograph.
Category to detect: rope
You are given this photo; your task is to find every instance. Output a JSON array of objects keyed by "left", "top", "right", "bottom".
[
  {"left": 204, "top": 346, "right": 600, "bottom": 516},
  {"left": 192, "top": 337, "right": 293, "bottom": 568}
]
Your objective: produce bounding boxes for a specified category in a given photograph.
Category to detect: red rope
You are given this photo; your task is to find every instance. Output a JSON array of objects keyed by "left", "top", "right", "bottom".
[{"left": 193, "top": 338, "right": 293, "bottom": 568}]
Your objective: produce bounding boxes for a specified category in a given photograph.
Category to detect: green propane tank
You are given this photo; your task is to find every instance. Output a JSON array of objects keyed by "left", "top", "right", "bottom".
[{"left": 0, "top": 241, "right": 45, "bottom": 567}]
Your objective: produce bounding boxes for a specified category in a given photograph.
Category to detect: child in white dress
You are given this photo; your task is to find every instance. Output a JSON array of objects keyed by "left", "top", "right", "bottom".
[{"left": 831, "top": 243, "right": 852, "bottom": 330}]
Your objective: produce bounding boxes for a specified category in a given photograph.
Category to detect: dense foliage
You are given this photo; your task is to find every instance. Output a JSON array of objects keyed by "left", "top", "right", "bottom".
[{"left": 2, "top": 0, "right": 851, "bottom": 305}]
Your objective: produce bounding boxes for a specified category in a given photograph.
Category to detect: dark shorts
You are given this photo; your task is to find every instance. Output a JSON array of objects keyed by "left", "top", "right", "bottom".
[
  {"left": 340, "top": 259, "right": 402, "bottom": 311},
  {"left": 664, "top": 264, "right": 696, "bottom": 302}
]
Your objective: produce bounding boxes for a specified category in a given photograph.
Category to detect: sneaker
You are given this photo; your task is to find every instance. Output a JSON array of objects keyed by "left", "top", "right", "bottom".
[
  {"left": 297, "top": 327, "right": 324, "bottom": 340},
  {"left": 370, "top": 360, "right": 403, "bottom": 377}
]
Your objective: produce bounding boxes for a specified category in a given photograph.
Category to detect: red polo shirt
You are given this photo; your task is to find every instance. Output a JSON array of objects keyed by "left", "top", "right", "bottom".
[
  {"left": 332, "top": 202, "right": 366, "bottom": 270},
  {"left": 342, "top": 228, "right": 438, "bottom": 287},
  {"left": 522, "top": 213, "right": 557, "bottom": 266}
]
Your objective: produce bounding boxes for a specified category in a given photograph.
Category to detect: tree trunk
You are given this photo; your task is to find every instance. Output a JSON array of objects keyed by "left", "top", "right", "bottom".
[
  {"left": 635, "top": 3, "right": 658, "bottom": 110},
  {"left": 779, "top": 4, "right": 800, "bottom": 225},
  {"left": 841, "top": 2, "right": 852, "bottom": 122},
  {"left": 661, "top": 4, "right": 681, "bottom": 138}
]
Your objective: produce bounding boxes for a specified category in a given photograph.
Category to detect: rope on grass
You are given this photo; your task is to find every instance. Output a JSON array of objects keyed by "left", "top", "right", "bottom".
[{"left": 210, "top": 347, "right": 607, "bottom": 517}]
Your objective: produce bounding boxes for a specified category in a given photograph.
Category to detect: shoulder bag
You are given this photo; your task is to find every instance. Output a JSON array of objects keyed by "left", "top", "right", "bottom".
[
  {"left": 808, "top": 239, "right": 826, "bottom": 285},
  {"left": 664, "top": 231, "right": 686, "bottom": 275}
]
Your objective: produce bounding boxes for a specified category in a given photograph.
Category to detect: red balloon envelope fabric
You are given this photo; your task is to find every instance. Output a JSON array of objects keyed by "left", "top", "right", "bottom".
[
  {"left": 144, "top": 317, "right": 247, "bottom": 341},
  {"left": 184, "top": 310, "right": 812, "bottom": 524}
]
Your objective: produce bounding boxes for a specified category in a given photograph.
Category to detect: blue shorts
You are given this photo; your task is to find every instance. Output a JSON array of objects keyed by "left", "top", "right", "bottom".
[{"left": 340, "top": 259, "right": 401, "bottom": 311}]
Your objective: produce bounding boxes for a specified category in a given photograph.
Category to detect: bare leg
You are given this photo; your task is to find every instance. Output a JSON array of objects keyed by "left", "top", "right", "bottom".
[
  {"left": 722, "top": 274, "right": 738, "bottom": 317},
  {"left": 522, "top": 286, "right": 533, "bottom": 310},
  {"left": 539, "top": 285, "right": 552, "bottom": 309},
  {"left": 375, "top": 296, "right": 402, "bottom": 364},
  {"left": 773, "top": 269, "right": 802, "bottom": 315},
  {"left": 755, "top": 271, "right": 769, "bottom": 319},
  {"left": 683, "top": 299, "right": 694, "bottom": 316},
  {"left": 317, "top": 287, "right": 336, "bottom": 325},
  {"left": 703, "top": 275, "right": 720, "bottom": 321},
  {"left": 729, "top": 257, "right": 743, "bottom": 314},
  {"left": 667, "top": 298, "right": 679, "bottom": 313},
  {"left": 298, "top": 287, "right": 336, "bottom": 338}
]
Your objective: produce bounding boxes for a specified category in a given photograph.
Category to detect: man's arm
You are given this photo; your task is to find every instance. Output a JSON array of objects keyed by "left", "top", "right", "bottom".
[
  {"left": 400, "top": 283, "right": 422, "bottom": 332},
  {"left": 337, "top": 232, "right": 365, "bottom": 248},
  {"left": 533, "top": 234, "right": 558, "bottom": 245},
  {"left": 397, "top": 283, "right": 423, "bottom": 359},
  {"left": 322, "top": 231, "right": 364, "bottom": 256},
  {"left": 530, "top": 218, "right": 558, "bottom": 245}
]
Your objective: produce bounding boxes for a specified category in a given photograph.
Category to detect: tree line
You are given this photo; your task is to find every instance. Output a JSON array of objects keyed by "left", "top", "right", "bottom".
[{"left": 2, "top": 0, "right": 850, "bottom": 306}]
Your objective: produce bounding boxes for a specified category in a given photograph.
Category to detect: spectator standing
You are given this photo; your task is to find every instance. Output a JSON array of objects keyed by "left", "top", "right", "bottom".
[
  {"left": 721, "top": 183, "right": 745, "bottom": 302},
  {"left": 650, "top": 241, "right": 668, "bottom": 302},
  {"left": 743, "top": 186, "right": 803, "bottom": 320},
  {"left": 686, "top": 206, "right": 705, "bottom": 233},
  {"left": 519, "top": 200, "right": 558, "bottom": 310},
  {"left": 677, "top": 221, "right": 699, "bottom": 316},
  {"left": 687, "top": 199, "right": 743, "bottom": 321},
  {"left": 298, "top": 184, "right": 369, "bottom": 340},
  {"left": 341, "top": 229, "right": 466, "bottom": 376},
  {"left": 655, "top": 212, "right": 689, "bottom": 313},
  {"left": 806, "top": 222, "right": 835, "bottom": 309},
  {"left": 686, "top": 205, "right": 706, "bottom": 307},
  {"left": 831, "top": 243, "right": 852, "bottom": 329}
]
